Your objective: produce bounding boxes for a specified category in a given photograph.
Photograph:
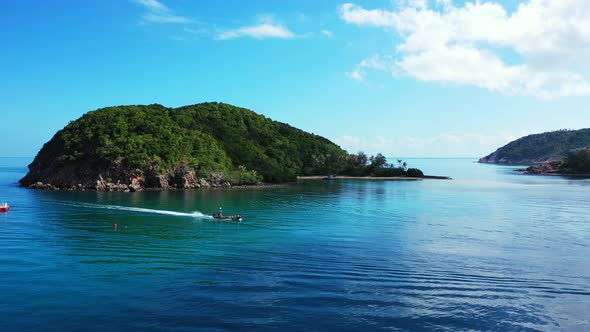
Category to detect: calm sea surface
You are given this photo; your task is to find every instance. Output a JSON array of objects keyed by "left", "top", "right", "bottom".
[{"left": 0, "top": 157, "right": 589, "bottom": 331}]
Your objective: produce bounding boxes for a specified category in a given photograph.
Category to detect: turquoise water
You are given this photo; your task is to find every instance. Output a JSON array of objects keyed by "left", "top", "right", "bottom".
[{"left": 1, "top": 157, "right": 589, "bottom": 331}]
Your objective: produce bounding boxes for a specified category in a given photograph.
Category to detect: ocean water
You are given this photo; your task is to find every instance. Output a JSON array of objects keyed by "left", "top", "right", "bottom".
[{"left": 0, "top": 157, "right": 589, "bottom": 331}]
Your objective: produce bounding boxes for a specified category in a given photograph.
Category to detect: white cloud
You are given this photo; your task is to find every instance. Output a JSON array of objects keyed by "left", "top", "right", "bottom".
[
  {"left": 360, "top": 54, "right": 396, "bottom": 72},
  {"left": 218, "top": 23, "right": 296, "bottom": 40},
  {"left": 132, "top": 0, "right": 191, "bottom": 24},
  {"left": 321, "top": 29, "right": 334, "bottom": 37},
  {"left": 347, "top": 54, "right": 398, "bottom": 81},
  {"left": 339, "top": 3, "right": 398, "bottom": 27},
  {"left": 133, "top": 0, "right": 168, "bottom": 12},
  {"left": 339, "top": 1, "right": 590, "bottom": 98},
  {"left": 346, "top": 68, "right": 365, "bottom": 81},
  {"left": 143, "top": 13, "right": 191, "bottom": 24}
]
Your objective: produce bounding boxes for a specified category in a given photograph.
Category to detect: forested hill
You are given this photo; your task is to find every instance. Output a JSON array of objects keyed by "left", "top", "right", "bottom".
[
  {"left": 20, "top": 102, "right": 348, "bottom": 189},
  {"left": 479, "top": 129, "right": 590, "bottom": 164}
]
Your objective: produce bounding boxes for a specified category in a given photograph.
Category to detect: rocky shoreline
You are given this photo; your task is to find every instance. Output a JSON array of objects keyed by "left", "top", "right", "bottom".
[
  {"left": 25, "top": 180, "right": 280, "bottom": 192},
  {"left": 513, "top": 160, "right": 590, "bottom": 176},
  {"left": 20, "top": 165, "right": 239, "bottom": 192},
  {"left": 514, "top": 161, "right": 562, "bottom": 175}
]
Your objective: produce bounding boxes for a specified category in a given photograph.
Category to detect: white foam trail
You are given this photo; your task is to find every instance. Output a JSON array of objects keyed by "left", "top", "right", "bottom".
[{"left": 63, "top": 202, "right": 210, "bottom": 218}]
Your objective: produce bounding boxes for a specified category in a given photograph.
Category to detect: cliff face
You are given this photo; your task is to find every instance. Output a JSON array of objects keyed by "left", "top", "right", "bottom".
[
  {"left": 479, "top": 129, "right": 590, "bottom": 164},
  {"left": 20, "top": 164, "right": 232, "bottom": 191},
  {"left": 20, "top": 102, "right": 347, "bottom": 190}
]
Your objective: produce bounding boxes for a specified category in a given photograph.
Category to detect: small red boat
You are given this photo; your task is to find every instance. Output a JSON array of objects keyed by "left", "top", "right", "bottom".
[{"left": 0, "top": 203, "right": 10, "bottom": 212}]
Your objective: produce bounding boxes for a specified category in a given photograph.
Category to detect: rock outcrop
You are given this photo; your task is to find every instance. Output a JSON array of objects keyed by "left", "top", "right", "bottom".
[
  {"left": 515, "top": 160, "right": 564, "bottom": 175},
  {"left": 20, "top": 165, "right": 233, "bottom": 191}
]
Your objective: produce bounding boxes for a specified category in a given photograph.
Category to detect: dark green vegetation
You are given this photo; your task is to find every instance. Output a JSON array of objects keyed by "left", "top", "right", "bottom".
[
  {"left": 561, "top": 147, "right": 590, "bottom": 174},
  {"left": 21, "top": 102, "right": 425, "bottom": 189},
  {"left": 519, "top": 147, "right": 590, "bottom": 176},
  {"left": 343, "top": 153, "right": 423, "bottom": 177},
  {"left": 479, "top": 129, "right": 590, "bottom": 164}
]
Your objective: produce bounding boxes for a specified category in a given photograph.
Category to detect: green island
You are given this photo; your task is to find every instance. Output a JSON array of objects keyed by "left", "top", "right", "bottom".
[
  {"left": 479, "top": 128, "right": 590, "bottom": 176},
  {"left": 20, "top": 102, "right": 434, "bottom": 191},
  {"left": 479, "top": 128, "right": 590, "bottom": 164}
]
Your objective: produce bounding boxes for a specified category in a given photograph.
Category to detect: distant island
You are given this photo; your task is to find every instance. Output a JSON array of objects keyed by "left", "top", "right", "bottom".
[
  {"left": 479, "top": 128, "right": 590, "bottom": 164},
  {"left": 479, "top": 128, "right": 590, "bottom": 176},
  {"left": 20, "top": 102, "right": 429, "bottom": 191}
]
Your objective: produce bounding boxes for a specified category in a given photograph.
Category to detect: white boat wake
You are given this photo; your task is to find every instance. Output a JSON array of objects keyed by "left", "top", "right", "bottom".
[{"left": 62, "top": 202, "right": 210, "bottom": 218}]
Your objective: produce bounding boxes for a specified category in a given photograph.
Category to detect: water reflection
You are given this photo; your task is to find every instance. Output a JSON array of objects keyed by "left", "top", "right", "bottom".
[{"left": 0, "top": 158, "right": 589, "bottom": 331}]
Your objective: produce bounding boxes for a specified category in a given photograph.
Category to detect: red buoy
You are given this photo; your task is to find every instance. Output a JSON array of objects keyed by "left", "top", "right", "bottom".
[{"left": 0, "top": 203, "right": 10, "bottom": 213}]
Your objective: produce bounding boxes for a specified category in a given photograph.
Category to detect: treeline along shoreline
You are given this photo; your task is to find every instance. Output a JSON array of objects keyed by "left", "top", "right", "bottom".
[{"left": 20, "top": 102, "right": 440, "bottom": 191}]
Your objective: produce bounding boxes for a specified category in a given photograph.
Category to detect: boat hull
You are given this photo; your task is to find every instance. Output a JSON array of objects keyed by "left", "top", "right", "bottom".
[{"left": 212, "top": 215, "right": 242, "bottom": 221}]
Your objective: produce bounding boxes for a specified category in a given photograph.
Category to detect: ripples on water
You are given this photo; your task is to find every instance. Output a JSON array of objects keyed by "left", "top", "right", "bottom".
[{"left": 0, "top": 158, "right": 589, "bottom": 331}]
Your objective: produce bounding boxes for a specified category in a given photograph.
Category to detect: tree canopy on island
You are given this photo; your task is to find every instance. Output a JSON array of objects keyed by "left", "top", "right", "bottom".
[
  {"left": 23, "top": 102, "right": 424, "bottom": 187},
  {"left": 479, "top": 129, "right": 590, "bottom": 164},
  {"left": 562, "top": 147, "right": 590, "bottom": 174}
]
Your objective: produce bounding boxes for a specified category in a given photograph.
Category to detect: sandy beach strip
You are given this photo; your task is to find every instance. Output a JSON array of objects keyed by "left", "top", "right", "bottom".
[{"left": 297, "top": 175, "right": 451, "bottom": 181}]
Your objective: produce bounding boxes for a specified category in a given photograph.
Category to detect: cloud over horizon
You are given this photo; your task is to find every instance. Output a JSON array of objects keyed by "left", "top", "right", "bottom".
[
  {"left": 217, "top": 23, "right": 296, "bottom": 40},
  {"left": 217, "top": 16, "right": 297, "bottom": 40},
  {"left": 333, "top": 131, "right": 525, "bottom": 158},
  {"left": 340, "top": 0, "right": 590, "bottom": 99}
]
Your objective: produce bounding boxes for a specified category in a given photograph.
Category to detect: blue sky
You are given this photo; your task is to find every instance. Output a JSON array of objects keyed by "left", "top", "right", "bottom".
[{"left": 1, "top": 0, "right": 590, "bottom": 158}]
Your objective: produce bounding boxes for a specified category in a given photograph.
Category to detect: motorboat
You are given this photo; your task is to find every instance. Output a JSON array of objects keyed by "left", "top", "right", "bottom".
[{"left": 212, "top": 213, "right": 242, "bottom": 221}]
